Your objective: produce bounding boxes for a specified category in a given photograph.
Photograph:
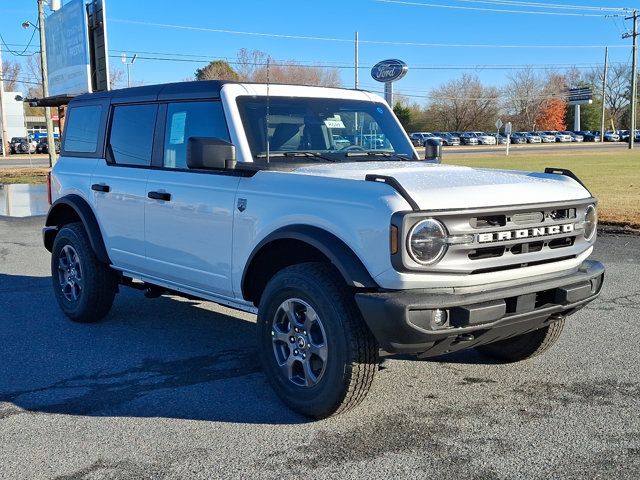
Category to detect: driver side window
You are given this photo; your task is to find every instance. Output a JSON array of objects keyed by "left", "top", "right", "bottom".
[{"left": 163, "top": 101, "right": 229, "bottom": 169}]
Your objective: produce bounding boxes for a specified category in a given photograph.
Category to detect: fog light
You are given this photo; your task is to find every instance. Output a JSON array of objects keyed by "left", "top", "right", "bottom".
[{"left": 431, "top": 309, "right": 449, "bottom": 328}]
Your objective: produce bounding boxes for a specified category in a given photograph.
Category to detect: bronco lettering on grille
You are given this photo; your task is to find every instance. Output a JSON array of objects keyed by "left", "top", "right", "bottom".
[{"left": 477, "top": 223, "right": 575, "bottom": 243}]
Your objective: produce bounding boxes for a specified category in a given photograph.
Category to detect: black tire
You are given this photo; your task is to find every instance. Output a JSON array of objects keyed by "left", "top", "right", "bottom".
[
  {"left": 19, "top": 142, "right": 29, "bottom": 153},
  {"left": 475, "top": 318, "right": 565, "bottom": 362},
  {"left": 51, "top": 222, "right": 118, "bottom": 323},
  {"left": 257, "top": 263, "right": 378, "bottom": 419}
]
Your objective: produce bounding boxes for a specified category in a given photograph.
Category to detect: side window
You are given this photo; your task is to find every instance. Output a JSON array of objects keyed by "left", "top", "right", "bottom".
[
  {"left": 108, "top": 104, "right": 157, "bottom": 166},
  {"left": 64, "top": 105, "right": 102, "bottom": 153},
  {"left": 163, "top": 101, "right": 229, "bottom": 169}
]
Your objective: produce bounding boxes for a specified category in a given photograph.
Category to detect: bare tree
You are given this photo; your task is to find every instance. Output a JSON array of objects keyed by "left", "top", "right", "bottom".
[
  {"left": 504, "top": 68, "right": 570, "bottom": 131},
  {"left": 234, "top": 48, "right": 341, "bottom": 87},
  {"left": 428, "top": 74, "right": 500, "bottom": 131},
  {"left": 585, "top": 63, "right": 630, "bottom": 127},
  {"left": 1, "top": 60, "right": 21, "bottom": 91},
  {"left": 109, "top": 68, "right": 126, "bottom": 89}
]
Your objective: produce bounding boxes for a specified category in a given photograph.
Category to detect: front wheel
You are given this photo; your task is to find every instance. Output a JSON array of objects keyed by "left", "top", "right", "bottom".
[
  {"left": 51, "top": 222, "right": 118, "bottom": 323},
  {"left": 475, "top": 317, "right": 565, "bottom": 362},
  {"left": 257, "top": 263, "right": 378, "bottom": 418}
]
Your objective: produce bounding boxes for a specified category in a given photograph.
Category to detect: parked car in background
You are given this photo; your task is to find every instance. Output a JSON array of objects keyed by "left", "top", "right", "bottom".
[
  {"left": 433, "top": 132, "right": 460, "bottom": 146},
  {"left": 548, "top": 131, "right": 572, "bottom": 143},
  {"left": 409, "top": 132, "right": 442, "bottom": 147},
  {"left": 602, "top": 131, "right": 620, "bottom": 142},
  {"left": 525, "top": 132, "right": 542, "bottom": 143},
  {"left": 36, "top": 137, "right": 61, "bottom": 154},
  {"left": 458, "top": 132, "right": 479, "bottom": 145},
  {"left": 562, "top": 131, "right": 583, "bottom": 142},
  {"left": 576, "top": 131, "right": 601, "bottom": 142},
  {"left": 470, "top": 132, "right": 497, "bottom": 145},
  {"left": 536, "top": 132, "right": 555, "bottom": 143},
  {"left": 493, "top": 134, "right": 509, "bottom": 144},
  {"left": 510, "top": 132, "right": 528, "bottom": 144}
]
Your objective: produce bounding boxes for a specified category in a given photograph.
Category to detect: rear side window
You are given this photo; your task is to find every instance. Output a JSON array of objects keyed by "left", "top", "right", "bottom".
[
  {"left": 108, "top": 104, "right": 158, "bottom": 166},
  {"left": 163, "top": 101, "right": 229, "bottom": 169},
  {"left": 64, "top": 105, "right": 102, "bottom": 153}
]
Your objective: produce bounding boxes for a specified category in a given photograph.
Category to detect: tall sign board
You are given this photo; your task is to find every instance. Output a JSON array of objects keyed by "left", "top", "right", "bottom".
[
  {"left": 87, "top": 0, "right": 110, "bottom": 92},
  {"left": 45, "top": 0, "right": 92, "bottom": 96},
  {"left": 371, "top": 59, "right": 408, "bottom": 106},
  {"left": 567, "top": 87, "right": 593, "bottom": 132}
]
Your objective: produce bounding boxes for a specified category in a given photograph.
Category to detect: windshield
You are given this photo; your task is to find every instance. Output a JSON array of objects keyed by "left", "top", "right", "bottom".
[{"left": 236, "top": 96, "right": 417, "bottom": 161}]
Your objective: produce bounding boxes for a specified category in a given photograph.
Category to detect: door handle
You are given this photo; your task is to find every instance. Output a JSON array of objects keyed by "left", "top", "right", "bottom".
[
  {"left": 91, "top": 183, "right": 110, "bottom": 193},
  {"left": 148, "top": 191, "right": 171, "bottom": 201}
]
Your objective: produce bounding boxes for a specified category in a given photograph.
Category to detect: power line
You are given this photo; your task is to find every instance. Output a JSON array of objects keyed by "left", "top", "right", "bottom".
[
  {"left": 108, "top": 18, "right": 628, "bottom": 49},
  {"left": 374, "top": 0, "right": 622, "bottom": 17},
  {"left": 0, "top": 21, "right": 39, "bottom": 57},
  {"left": 450, "top": 0, "right": 629, "bottom": 13}
]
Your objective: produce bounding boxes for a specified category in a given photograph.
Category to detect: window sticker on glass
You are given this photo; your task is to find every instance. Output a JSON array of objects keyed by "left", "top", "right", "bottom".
[
  {"left": 169, "top": 111, "right": 187, "bottom": 144},
  {"left": 324, "top": 116, "right": 345, "bottom": 129}
]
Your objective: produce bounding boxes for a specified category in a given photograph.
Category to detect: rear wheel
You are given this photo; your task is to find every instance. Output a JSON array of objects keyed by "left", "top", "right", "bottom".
[
  {"left": 257, "top": 263, "right": 378, "bottom": 418},
  {"left": 51, "top": 222, "right": 118, "bottom": 323},
  {"left": 475, "top": 318, "right": 565, "bottom": 362}
]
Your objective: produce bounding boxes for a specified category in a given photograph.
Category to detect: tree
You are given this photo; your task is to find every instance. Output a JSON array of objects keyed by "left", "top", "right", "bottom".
[
  {"left": 585, "top": 63, "right": 630, "bottom": 129},
  {"left": 393, "top": 103, "right": 412, "bottom": 131},
  {"left": 429, "top": 74, "right": 500, "bottom": 131},
  {"left": 535, "top": 98, "right": 567, "bottom": 130},
  {"left": 1, "top": 60, "right": 21, "bottom": 91},
  {"left": 233, "top": 48, "right": 341, "bottom": 87},
  {"left": 505, "top": 68, "right": 569, "bottom": 131},
  {"left": 195, "top": 60, "right": 240, "bottom": 81}
]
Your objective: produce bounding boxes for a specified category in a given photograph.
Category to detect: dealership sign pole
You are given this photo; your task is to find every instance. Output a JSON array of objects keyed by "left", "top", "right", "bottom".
[
  {"left": 567, "top": 87, "right": 593, "bottom": 134},
  {"left": 371, "top": 59, "right": 408, "bottom": 106}
]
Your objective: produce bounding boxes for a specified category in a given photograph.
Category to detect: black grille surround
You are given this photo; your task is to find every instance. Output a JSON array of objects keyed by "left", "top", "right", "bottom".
[{"left": 391, "top": 198, "right": 597, "bottom": 274}]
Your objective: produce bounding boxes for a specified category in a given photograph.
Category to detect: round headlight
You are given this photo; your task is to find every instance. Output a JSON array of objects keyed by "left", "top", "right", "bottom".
[
  {"left": 584, "top": 204, "right": 597, "bottom": 240},
  {"left": 407, "top": 219, "right": 448, "bottom": 265}
]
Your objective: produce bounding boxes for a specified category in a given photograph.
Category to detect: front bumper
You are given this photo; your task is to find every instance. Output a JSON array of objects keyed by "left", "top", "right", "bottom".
[{"left": 355, "top": 260, "right": 604, "bottom": 357}]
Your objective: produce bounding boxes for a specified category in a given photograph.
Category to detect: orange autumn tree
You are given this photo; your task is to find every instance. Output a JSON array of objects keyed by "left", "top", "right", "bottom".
[{"left": 535, "top": 99, "right": 567, "bottom": 131}]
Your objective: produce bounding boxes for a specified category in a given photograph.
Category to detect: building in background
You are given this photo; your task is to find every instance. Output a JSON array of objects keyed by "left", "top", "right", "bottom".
[{"left": 0, "top": 92, "right": 27, "bottom": 143}]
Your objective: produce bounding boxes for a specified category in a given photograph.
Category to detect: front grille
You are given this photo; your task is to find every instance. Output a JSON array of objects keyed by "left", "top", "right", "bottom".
[{"left": 400, "top": 199, "right": 594, "bottom": 274}]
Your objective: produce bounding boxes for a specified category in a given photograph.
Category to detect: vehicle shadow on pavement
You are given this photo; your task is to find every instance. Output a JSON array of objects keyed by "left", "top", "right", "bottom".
[{"left": 0, "top": 273, "right": 306, "bottom": 425}]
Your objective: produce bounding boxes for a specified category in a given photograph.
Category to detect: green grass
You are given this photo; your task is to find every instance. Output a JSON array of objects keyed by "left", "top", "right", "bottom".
[
  {"left": 0, "top": 168, "right": 49, "bottom": 185},
  {"left": 444, "top": 149, "right": 640, "bottom": 227}
]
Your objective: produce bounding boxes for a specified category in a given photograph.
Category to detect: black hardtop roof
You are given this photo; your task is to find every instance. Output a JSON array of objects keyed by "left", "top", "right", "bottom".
[
  {"left": 72, "top": 80, "right": 226, "bottom": 104},
  {"left": 70, "top": 80, "right": 364, "bottom": 106}
]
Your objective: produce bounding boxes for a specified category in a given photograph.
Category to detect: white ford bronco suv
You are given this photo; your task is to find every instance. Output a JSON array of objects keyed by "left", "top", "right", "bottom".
[{"left": 43, "top": 81, "right": 604, "bottom": 418}]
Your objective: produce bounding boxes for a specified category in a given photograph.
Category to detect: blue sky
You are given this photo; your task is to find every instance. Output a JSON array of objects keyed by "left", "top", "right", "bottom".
[{"left": 0, "top": 0, "right": 637, "bottom": 103}]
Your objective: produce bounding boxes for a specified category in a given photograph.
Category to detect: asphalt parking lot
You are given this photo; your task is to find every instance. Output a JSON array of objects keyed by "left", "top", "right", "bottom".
[{"left": 1, "top": 216, "right": 638, "bottom": 480}]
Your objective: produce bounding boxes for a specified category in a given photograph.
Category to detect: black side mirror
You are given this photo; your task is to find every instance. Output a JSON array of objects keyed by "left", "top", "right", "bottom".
[
  {"left": 187, "top": 137, "right": 236, "bottom": 170},
  {"left": 424, "top": 138, "right": 442, "bottom": 163}
]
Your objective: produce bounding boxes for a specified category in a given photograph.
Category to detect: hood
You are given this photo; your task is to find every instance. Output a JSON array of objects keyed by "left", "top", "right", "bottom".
[{"left": 291, "top": 161, "right": 591, "bottom": 210}]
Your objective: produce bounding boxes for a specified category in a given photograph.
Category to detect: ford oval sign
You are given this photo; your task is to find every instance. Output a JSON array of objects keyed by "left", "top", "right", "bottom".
[{"left": 371, "top": 59, "right": 408, "bottom": 83}]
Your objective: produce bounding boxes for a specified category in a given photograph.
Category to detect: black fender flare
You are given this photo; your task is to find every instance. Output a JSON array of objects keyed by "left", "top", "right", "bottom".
[
  {"left": 44, "top": 195, "right": 111, "bottom": 264},
  {"left": 241, "top": 224, "right": 378, "bottom": 298}
]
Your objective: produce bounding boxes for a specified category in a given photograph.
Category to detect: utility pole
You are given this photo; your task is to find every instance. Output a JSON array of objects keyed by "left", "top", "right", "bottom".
[
  {"left": 354, "top": 31, "right": 359, "bottom": 89},
  {"left": 38, "top": 0, "right": 57, "bottom": 166},
  {"left": 624, "top": 10, "right": 638, "bottom": 150},
  {"left": 0, "top": 44, "right": 9, "bottom": 157},
  {"left": 600, "top": 47, "right": 608, "bottom": 140}
]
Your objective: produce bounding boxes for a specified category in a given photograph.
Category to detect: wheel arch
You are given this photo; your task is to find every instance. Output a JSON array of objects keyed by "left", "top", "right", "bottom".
[
  {"left": 44, "top": 195, "right": 110, "bottom": 264},
  {"left": 241, "top": 225, "right": 378, "bottom": 305}
]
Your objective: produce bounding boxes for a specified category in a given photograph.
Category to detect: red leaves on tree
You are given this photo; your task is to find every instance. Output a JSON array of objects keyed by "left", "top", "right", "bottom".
[{"left": 535, "top": 99, "right": 567, "bottom": 131}]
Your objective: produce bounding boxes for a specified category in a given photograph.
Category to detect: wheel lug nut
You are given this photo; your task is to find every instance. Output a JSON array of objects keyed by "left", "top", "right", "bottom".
[
  {"left": 301, "top": 353, "right": 306, "bottom": 359},
  {"left": 293, "top": 349, "right": 299, "bottom": 356},
  {"left": 271, "top": 330, "right": 275, "bottom": 336},
  {"left": 289, "top": 336, "right": 295, "bottom": 343},
  {"left": 303, "top": 331, "right": 307, "bottom": 335}
]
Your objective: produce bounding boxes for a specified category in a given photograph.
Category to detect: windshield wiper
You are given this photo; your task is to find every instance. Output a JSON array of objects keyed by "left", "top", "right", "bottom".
[
  {"left": 256, "top": 152, "right": 337, "bottom": 162},
  {"left": 344, "top": 151, "right": 409, "bottom": 160}
]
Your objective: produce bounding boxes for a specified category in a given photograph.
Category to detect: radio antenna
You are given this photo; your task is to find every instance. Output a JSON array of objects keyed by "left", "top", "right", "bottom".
[{"left": 266, "top": 58, "right": 270, "bottom": 164}]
